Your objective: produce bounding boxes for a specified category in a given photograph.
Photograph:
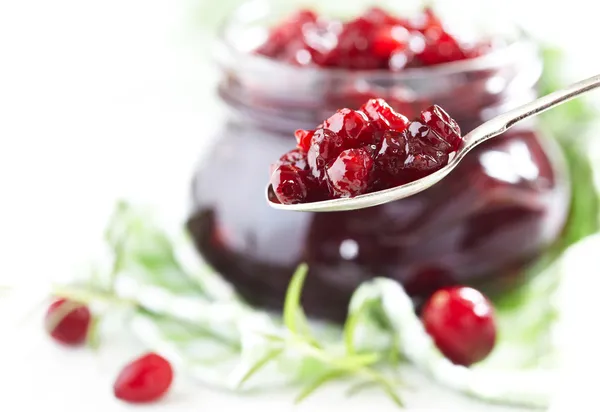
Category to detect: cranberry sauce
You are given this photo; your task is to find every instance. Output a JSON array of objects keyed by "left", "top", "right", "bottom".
[
  {"left": 255, "top": 7, "right": 494, "bottom": 70},
  {"left": 269, "top": 100, "right": 463, "bottom": 204},
  {"left": 187, "top": 121, "right": 569, "bottom": 321}
]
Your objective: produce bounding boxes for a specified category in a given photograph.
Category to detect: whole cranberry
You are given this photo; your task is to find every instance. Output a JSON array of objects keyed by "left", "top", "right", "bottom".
[
  {"left": 322, "top": 108, "right": 372, "bottom": 143},
  {"left": 270, "top": 164, "right": 310, "bottom": 204},
  {"left": 326, "top": 148, "right": 373, "bottom": 197},
  {"left": 421, "top": 286, "right": 497, "bottom": 366},
  {"left": 374, "top": 130, "right": 408, "bottom": 179},
  {"left": 420, "top": 104, "right": 462, "bottom": 151},
  {"left": 270, "top": 148, "right": 307, "bottom": 176},
  {"left": 307, "top": 128, "right": 345, "bottom": 179},
  {"left": 114, "top": 353, "right": 174, "bottom": 403},
  {"left": 371, "top": 25, "right": 411, "bottom": 59},
  {"left": 360, "top": 98, "right": 409, "bottom": 131},
  {"left": 45, "top": 298, "right": 91, "bottom": 346}
]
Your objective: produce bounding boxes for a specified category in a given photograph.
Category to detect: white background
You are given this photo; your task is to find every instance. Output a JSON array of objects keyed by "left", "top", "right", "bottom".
[{"left": 1, "top": 1, "right": 600, "bottom": 410}]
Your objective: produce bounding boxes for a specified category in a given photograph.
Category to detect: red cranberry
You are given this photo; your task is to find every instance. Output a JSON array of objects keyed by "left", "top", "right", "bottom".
[
  {"left": 322, "top": 108, "right": 372, "bottom": 143},
  {"left": 326, "top": 148, "right": 373, "bottom": 197},
  {"left": 371, "top": 25, "right": 411, "bottom": 59},
  {"left": 321, "top": 17, "right": 383, "bottom": 70},
  {"left": 270, "top": 148, "right": 307, "bottom": 175},
  {"left": 374, "top": 130, "right": 408, "bottom": 179},
  {"left": 418, "top": 30, "right": 467, "bottom": 66},
  {"left": 295, "top": 129, "right": 314, "bottom": 152},
  {"left": 360, "top": 98, "right": 409, "bottom": 131},
  {"left": 421, "top": 286, "right": 496, "bottom": 366},
  {"left": 307, "top": 128, "right": 345, "bottom": 178},
  {"left": 45, "top": 298, "right": 91, "bottom": 346},
  {"left": 420, "top": 104, "right": 462, "bottom": 151},
  {"left": 114, "top": 353, "right": 174, "bottom": 403},
  {"left": 256, "top": 10, "right": 317, "bottom": 58},
  {"left": 270, "top": 164, "right": 310, "bottom": 204}
]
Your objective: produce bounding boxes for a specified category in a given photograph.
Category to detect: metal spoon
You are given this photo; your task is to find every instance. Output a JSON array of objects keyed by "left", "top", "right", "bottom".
[{"left": 267, "top": 73, "right": 600, "bottom": 212}]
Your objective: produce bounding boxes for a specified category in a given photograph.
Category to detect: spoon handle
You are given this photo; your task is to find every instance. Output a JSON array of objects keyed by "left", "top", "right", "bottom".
[{"left": 463, "top": 73, "right": 600, "bottom": 150}]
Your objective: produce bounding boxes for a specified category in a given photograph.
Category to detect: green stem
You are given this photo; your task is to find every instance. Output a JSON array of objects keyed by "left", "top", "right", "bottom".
[{"left": 51, "top": 285, "right": 136, "bottom": 308}]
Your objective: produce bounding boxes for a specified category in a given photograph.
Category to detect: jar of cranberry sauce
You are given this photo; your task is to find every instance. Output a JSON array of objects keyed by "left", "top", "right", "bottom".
[{"left": 187, "top": 1, "right": 570, "bottom": 321}]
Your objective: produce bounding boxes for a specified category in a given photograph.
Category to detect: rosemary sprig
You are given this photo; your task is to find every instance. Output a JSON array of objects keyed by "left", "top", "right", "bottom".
[{"left": 235, "top": 264, "right": 404, "bottom": 406}]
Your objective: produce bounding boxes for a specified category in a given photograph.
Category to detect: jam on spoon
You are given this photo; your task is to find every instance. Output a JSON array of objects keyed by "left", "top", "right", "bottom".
[
  {"left": 268, "top": 98, "right": 463, "bottom": 205},
  {"left": 255, "top": 7, "right": 492, "bottom": 70}
]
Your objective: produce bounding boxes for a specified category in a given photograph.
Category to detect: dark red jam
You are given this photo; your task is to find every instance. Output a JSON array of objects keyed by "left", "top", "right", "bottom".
[
  {"left": 255, "top": 7, "right": 493, "bottom": 70},
  {"left": 269, "top": 99, "right": 463, "bottom": 204}
]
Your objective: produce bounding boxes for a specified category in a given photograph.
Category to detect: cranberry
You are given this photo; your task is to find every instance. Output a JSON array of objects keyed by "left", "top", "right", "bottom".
[
  {"left": 270, "top": 148, "right": 307, "bottom": 175},
  {"left": 114, "top": 353, "right": 174, "bottom": 403},
  {"left": 404, "top": 140, "right": 449, "bottom": 175},
  {"left": 421, "top": 286, "right": 496, "bottom": 366},
  {"left": 418, "top": 30, "right": 467, "bottom": 66},
  {"left": 321, "top": 17, "right": 382, "bottom": 70},
  {"left": 371, "top": 25, "right": 410, "bottom": 59},
  {"left": 360, "top": 98, "right": 409, "bottom": 131},
  {"left": 45, "top": 298, "right": 91, "bottom": 346},
  {"left": 374, "top": 130, "right": 408, "bottom": 181},
  {"left": 270, "top": 164, "right": 310, "bottom": 204},
  {"left": 307, "top": 128, "right": 345, "bottom": 178},
  {"left": 327, "top": 148, "right": 373, "bottom": 197},
  {"left": 295, "top": 129, "right": 314, "bottom": 152},
  {"left": 420, "top": 104, "right": 462, "bottom": 151},
  {"left": 256, "top": 10, "right": 317, "bottom": 58},
  {"left": 322, "top": 108, "right": 372, "bottom": 143}
]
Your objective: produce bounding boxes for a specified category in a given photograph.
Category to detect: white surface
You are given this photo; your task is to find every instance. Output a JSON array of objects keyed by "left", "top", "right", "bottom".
[{"left": 1, "top": 0, "right": 600, "bottom": 410}]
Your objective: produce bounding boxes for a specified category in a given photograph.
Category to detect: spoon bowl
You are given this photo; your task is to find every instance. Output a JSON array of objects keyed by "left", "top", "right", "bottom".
[{"left": 267, "top": 73, "right": 600, "bottom": 212}]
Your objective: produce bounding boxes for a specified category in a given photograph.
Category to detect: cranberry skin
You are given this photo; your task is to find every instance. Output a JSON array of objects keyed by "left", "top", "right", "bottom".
[
  {"left": 322, "top": 108, "right": 372, "bottom": 144},
  {"left": 295, "top": 129, "right": 314, "bottom": 152},
  {"left": 422, "top": 286, "right": 497, "bottom": 366},
  {"left": 371, "top": 25, "right": 410, "bottom": 59},
  {"left": 420, "top": 104, "right": 462, "bottom": 151},
  {"left": 270, "top": 164, "right": 310, "bottom": 205},
  {"left": 360, "top": 99, "right": 409, "bottom": 132},
  {"left": 321, "top": 17, "right": 383, "bottom": 70},
  {"left": 307, "top": 129, "right": 345, "bottom": 179},
  {"left": 374, "top": 130, "right": 408, "bottom": 179},
  {"left": 270, "top": 148, "right": 307, "bottom": 176},
  {"left": 256, "top": 10, "right": 317, "bottom": 58},
  {"left": 45, "top": 298, "right": 91, "bottom": 346},
  {"left": 326, "top": 148, "right": 373, "bottom": 197},
  {"left": 114, "top": 353, "right": 174, "bottom": 403},
  {"left": 418, "top": 30, "right": 467, "bottom": 66}
]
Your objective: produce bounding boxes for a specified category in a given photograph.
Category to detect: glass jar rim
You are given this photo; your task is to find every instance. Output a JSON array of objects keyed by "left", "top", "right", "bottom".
[{"left": 214, "top": 0, "right": 539, "bottom": 81}]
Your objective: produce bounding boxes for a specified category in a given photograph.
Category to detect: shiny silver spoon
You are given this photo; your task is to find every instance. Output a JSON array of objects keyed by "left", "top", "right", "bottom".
[{"left": 267, "top": 73, "right": 600, "bottom": 212}]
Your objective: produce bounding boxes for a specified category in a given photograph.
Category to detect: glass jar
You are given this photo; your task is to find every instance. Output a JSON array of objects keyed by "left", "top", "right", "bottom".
[{"left": 186, "top": 0, "right": 570, "bottom": 322}]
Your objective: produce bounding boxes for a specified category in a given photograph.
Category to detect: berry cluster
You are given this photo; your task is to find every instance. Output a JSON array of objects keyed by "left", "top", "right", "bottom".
[
  {"left": 256, "top": 7, "right": 491, "bottom": 70},
  {"left": 269, "top": 98, "right": 462, "bottom": 204}
]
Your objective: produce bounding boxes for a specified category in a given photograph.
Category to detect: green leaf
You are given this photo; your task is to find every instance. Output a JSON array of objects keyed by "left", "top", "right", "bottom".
[
  {"left": 236, "top": 348, "right": 285, "bottom": 389},
  {"left": 363, "top": 369, "right": 404, "bottom": 407},
  {"left": 283, "top": 263, "right": 311, "bottom": 337},
  {"left": 294, "top": 369, "right": 348, "bottom": 404},
  {"left": 346, "top": 380, "right": 379, "bottom": 397}
]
